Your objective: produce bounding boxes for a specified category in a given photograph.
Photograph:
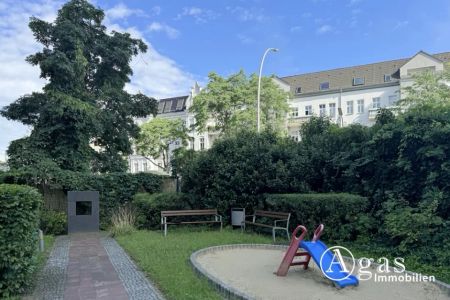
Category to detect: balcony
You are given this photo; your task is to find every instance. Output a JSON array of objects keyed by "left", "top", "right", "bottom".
[
  {"left": 368, "top": 108, "right": 380, "bottom": 119},
  {"left": 288, "top": 115, "right": 312, "bottom": 127}
]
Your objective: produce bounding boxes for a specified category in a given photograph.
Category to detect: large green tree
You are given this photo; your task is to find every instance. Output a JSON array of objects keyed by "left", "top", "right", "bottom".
[
  {"left": 190, "top": 70, "right": 290, "bottom": 135},
  {"left": 136, "top": 118, "right": 189, "bottom": 172},
  {"left": 1, "top": 0, "right": 157, "bottom": 172}
]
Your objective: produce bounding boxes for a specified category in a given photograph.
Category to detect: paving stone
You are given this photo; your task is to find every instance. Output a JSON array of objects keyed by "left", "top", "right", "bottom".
[
  {"left": 101, "top": 237, "right": 165, "bottom": 300},
  {"left": 32, "top": 236, "right": 70, "bottom": 300}
]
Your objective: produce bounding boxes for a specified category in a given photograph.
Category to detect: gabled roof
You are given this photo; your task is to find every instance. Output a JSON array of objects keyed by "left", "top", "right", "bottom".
[
  {"left": 157, "top": 96, "right": 189, "bottom": 114},
  {"left": 280, "top": 51, "right": 450, "bottom": 95}
]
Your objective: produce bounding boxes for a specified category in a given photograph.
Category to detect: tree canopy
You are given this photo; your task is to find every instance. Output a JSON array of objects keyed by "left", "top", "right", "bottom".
[
  {"left": 136, "top": 118, "right": 189, "bottom": 172},
  {"left": 190, "top": 70, "right": 290, "bottom": 135},
  {"left": 1, "top": 0, "right": 157, "bottom": 172}
]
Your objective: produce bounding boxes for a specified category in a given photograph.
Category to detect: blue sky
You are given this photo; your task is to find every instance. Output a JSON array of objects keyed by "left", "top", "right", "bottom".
[
  {"left": 0, "top": 0, "right": 450, "bottom": 160},
  {"left": 95, "top": 0, "right": 450, "bottom": 77}
]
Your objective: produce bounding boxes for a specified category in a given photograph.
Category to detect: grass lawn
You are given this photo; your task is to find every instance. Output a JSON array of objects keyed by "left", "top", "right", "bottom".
[{"left": 115, "top": 227, "right": 273, "bottom": 300}]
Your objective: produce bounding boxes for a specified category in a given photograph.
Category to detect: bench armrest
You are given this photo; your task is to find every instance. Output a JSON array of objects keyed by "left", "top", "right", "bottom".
[{"left": 274, "top": 219, "right": 289, "bottom": 226}]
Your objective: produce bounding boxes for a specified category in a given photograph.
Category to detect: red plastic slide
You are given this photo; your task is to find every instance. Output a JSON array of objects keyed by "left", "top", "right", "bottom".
[{"left": 276, "top": 224, "right": 324, "bottom": 276}]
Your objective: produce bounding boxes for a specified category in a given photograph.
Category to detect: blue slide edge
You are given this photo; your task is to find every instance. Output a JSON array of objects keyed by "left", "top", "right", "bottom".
[{"left": 299, "top": 240, "right": 359, "bottom": 288}]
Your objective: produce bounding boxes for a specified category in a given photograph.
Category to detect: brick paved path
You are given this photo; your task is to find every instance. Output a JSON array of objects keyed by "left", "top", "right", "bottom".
[
  {"left": 33, "top": 233, "right": 164, "bottom": 300},
  {"left": 64, "top": 233, "right": 129, "bottom": 300}
]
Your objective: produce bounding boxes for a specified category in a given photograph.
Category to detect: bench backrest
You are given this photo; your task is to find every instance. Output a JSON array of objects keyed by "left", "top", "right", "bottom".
[
  {"left": 161, "top": 209, "right": 218, "bottom": 217},
  {"left": 254, "top": 210, "right": 290, "bottom": 219}
]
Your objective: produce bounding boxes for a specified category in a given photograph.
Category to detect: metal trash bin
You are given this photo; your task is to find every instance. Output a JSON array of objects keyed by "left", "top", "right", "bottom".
[{"left": 231, "top": 208, "right": 245, "bottom": 227}]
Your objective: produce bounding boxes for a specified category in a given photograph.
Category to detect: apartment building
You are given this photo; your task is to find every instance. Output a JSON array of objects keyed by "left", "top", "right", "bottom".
[
  {"left": 128, "top": 82, "right": 215, "bottom": 174},
  {"left": 129, "top": 50, "right": 450, "bottom": 172},
  {"left": 278, "top": 50, "right": 450, "bottom": 140}
]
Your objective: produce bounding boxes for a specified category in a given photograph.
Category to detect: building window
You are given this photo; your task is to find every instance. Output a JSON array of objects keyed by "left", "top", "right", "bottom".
[
  {"left": 191, "top": 138, "right": 195, "bottom": 150},
  {"left": 388, "top": 95, "right": 398, "bottom": 106},
  {"left": 384, "top": 74, "right": 392, "bottom": 82},
  {"left": 143, "top": 162, "right": 148, "bottom": 172},
  {"left": 346, "top": 101, "right": 354, "bottom": 115},
  {"left": 290, "top": 107, "right": 299, "bottom": 117},
  {"left": 319, "top": 104, "right": 326, "bottom": 117},
  {"left": 357, "top": 99, "right": 364, "bottom": 113},
  {"left": 319, "top": 82, "right": 329, "bottom": 90},
  {"left": 200, "top": 137, "right": 205, "bottom": 150},
  {"left": 290, "top": 132, "right": 299, "bottom": 142},
  {"left": 372, "top": 97, "right": 381, "bottom": 108},
  {"left": 353, "top": 77, "right": 365, "bottom": 86},
  {"left": 175, "top": 140, "right": 180, "bottom": 146},
  {"left": 189, "top": 117, "right": 195, "bottom": 128},
  {"left": 305, "top": 105, "right": 313, "bottom": 116},
  {"left": 134, "top": 162, "right": 139, "bottom": 173},
  {"left": 295, "top": 87, "right": 302, "bottom": 94},
  {"left": 329, "top": 103, "right": 336, "bottom": 118}
]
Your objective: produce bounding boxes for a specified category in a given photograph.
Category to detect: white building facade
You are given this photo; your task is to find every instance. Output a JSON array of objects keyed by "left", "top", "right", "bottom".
[
  {"left": 128, "top": 82, "right": 215, "bottom": 174},
  {"left": 129, "top": 50, "right": 449, "bottom": 172},
  {"left": 279, "top": 51, "right": 450, "bottom": 140}
]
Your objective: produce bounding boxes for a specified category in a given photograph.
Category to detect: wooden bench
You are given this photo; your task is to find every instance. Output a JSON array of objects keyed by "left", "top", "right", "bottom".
[
  {"left": 242, "top": 210, "right": 291, "bottom": 242},
  {"left": 161, "top": 209, "right": 223, "bottom": 236}
]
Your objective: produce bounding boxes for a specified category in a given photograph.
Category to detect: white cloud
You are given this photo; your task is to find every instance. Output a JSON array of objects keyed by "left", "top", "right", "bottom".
[
  {"left": 176, "top": 7, "right": 218, "bottom": 23},
  {"left": 152, "top": 6, "right": 161, "bottom": 16},
  {"left": 148, "top": 22, "right": 180, "bottom": 39},
  {"left": 227, "top": 6, "right": 267, "bottom": 22},
  {"left": 316, "top": 24, "right": 333, "bottom": 34},
  {"left": 105, "top": 3, "right": 146, "bottom": 21},
  {"left": 290, "top": 26, "right": 302, "bottom": 33},
  {"left": 0, "top": 1, "right": 197, "bottom": 160}
]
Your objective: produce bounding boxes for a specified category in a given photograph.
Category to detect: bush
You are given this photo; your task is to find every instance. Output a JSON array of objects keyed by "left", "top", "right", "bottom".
[
  {"left": 40, "top": 210, "right": 67, "bottom": 235},
  {"left": 1, "top": 171, "right": 165, "bottom": 228},
  {"left": 109, "top": 205, "right": 137, "bottom": 237},
  {"left": 178, "top": 131, "right": 307, "bottom": 218},
  {"left": 133, "top": 192, "right": 192, "bottom": 229},
  {"left": 0, "top": 184, "right": 42, "bottom": 298},
  {"left": 265, "top": 193, "right": 369, "bottom": 242}
]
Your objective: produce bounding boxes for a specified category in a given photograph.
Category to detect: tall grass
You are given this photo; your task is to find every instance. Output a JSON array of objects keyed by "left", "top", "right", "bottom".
[{"left": 109, "top": 205, "right": 137, "bottom": 237}]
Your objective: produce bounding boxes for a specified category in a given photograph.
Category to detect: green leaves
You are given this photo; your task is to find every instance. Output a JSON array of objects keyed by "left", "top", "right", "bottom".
[
  {"left": 0, "top": 184, "right": 42, "bottom": 297},
  {"left": 1, "top": 0, "right": 157, "bottom": 173},
  {"left": 137, "top": 118, "right": 189, "bottom": 171},
  {"left": 190, "top": 70, "right": 290, "bottom": 135}
]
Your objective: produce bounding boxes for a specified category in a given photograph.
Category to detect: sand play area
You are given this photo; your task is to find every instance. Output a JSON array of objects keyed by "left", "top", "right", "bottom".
[{"left": 194, "top": 245, "right": 449, "bottom": 300}]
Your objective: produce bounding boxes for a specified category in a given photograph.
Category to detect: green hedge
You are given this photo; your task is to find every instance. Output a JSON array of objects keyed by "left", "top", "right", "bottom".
[
  {"left": 133, "top": 192, "right": 193, "bottom": 229},
  {"left": 40, "top": 210, "right": 67, "bottom": 235},
  {"left": 265, "top": 193, "right": 369, "bottom": 242},
  {"left": 0, "top": 184, "right": 42, "bottom": 297},
  {"left": 2, "top": 171, "right": 165, "bottom": 228}
]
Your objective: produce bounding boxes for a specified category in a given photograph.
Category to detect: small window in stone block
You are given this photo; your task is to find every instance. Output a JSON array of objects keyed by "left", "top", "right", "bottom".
[{"left": 76, "top": 201, "right": 92, "bottom": 216}]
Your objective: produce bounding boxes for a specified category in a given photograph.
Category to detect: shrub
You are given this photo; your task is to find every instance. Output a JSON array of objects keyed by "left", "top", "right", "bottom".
[
  {"left": 178, "top": 131, "right": 307, "bottom": 218},
  {"left": 40, "top": 210, "right": 67, "bottom": 235},
  {"left": 133, "top": 192, "right": 192, "bottom": 229},
  {"left": 1, "top": 171, "right": 165, "bottom": 228},
  {"left": 0, "top": 184, "right": 42, "bottom": 298},
  {"left": 265, "top": 193, "right": 369, "bottom": 242},
  {"left": 109, "top": 205, "right": 137, "bottom": 237}
]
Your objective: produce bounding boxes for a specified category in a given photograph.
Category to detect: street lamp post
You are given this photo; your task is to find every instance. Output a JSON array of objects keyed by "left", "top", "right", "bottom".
[{"left": 257, "top": 47, "right": 278, "bottom": 133}]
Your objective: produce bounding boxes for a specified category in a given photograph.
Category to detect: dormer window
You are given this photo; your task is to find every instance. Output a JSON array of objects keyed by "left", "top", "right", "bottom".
[
  {"left": 295, "top": 87, "right": 302, "bottom": 94},
  {"left": 353, "top": 77, "right": 365, "bottom": 86},
  {"left": 319, "top": 82, "right": 329, "bottom": 90},
  {"left": 384, "top": 74, "right": 392, "bottom": 82}
]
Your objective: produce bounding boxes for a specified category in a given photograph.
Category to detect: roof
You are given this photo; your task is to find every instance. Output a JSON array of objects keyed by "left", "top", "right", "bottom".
[
  {"left": 280, "top": 51, "right": 450, "bottom": 95},
  {"left": 157, "top": 95, "right": 189, "bottom": 114}
]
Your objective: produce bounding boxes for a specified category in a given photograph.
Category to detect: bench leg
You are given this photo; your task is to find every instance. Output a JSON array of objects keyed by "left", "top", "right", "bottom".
[
  {"left": 272, "top": 228, "right": 276, "bottom": 243},
  {"left": 164, "top": 217, "right": 168, "bottom": 237}
]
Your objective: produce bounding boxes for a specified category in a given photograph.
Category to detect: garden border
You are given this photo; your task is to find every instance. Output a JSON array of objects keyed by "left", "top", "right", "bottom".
[{"left": 190, "top": 244, "right": 450, "bottom": 300}]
